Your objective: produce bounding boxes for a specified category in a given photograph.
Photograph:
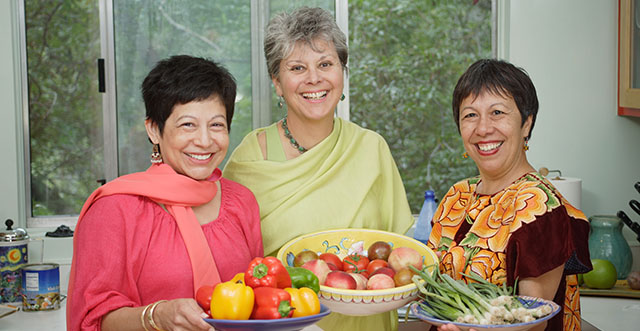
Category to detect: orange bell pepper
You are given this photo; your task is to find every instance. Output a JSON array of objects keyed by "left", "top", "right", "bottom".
[
  {"left": 284, "top": 287, "right": 321, "bottom": 317},
  {"left": 210, "top": 273, "right": 254, "bottom": 320}
]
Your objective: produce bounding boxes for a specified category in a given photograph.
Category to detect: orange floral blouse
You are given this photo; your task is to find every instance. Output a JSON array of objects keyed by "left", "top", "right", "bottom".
[{"left": 427, "top": 172, "right": 591, "bottom": 331}]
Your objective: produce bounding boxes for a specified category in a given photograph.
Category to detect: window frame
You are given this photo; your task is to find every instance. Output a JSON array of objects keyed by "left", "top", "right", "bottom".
[{"left": 17, "top": 0, "right": 349, "bottom": 228}]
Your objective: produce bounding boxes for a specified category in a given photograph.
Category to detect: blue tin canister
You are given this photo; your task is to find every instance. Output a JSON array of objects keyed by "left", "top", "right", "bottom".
[
  {"left": 21, "top": 263, "right": 60, "bottom": 311},
  {"left": 0, "top": 219, "right": 29, "bottom": 303}
]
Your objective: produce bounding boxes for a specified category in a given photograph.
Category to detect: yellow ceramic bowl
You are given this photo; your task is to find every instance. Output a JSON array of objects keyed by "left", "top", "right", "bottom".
[{"left": 276, "top": 228, "right": 438, "bottom": 316}]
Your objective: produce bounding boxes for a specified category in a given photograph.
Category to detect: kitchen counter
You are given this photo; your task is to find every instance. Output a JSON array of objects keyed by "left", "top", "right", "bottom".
[
  {"left": 2, "top": 300, "right": 66, "bottom": 330},
  {"left": 580, "top": 296, "right": 640, "bottom": 330},
  {"left": 1, "top": 296, "right": 638, "bottom": 331}
]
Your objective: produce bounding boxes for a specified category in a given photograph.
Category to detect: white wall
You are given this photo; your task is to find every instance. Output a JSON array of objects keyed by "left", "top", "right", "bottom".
[{"left": 503, "top": 0, "right": 640, "bottom": 245}]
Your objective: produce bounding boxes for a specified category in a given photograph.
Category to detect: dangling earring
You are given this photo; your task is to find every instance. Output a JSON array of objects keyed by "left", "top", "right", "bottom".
[
  {"left": 340, "top": 94, "right": 345, "bottom": 101},
  {"left": 150, "top": 144, "right": 163, "bottom": 164},
  {"left": 278, "top": 96, "right": 284, "bottom": 109},
  {"left": 523, "top": 138, "right": 530, "bottom": 151},
  {"left": 462, "top": 152, "right": 468, "bottom": 158}
]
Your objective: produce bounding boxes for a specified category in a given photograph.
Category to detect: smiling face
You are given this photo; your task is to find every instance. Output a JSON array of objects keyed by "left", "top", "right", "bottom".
[
  {"left": 272, "top": 39, "right": 344, "bottom": 122},
  {"left": 145, "top": 96, "right": 229, "bottom": 180},
  {"left": 459, "top": 90, "right": 533, "bottom": 182}
]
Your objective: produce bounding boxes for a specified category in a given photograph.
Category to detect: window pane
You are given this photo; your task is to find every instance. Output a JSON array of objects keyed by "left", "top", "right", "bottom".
[
  {"left": 25, "top": 1, "right": 103, "bottom": 216},
  {"left": 349, "top": 0, "right": 492, "bottom": 211},
  {"left": 114, "top": 0, "right": 253, "bottom": 174}
]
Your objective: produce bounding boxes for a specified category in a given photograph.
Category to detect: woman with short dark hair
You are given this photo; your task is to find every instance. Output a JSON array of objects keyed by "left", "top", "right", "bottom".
[
  {"left": 68, "top": 55, "right": 263, "bottom": 331},
  {"left": 428, "top": 59, "right": 591, "bottom": 331}
]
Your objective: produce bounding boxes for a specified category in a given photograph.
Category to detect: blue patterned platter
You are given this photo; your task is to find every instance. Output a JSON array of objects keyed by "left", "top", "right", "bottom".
[
  {"left": 204, "top": 304, "right": 330, "bottom": 331},
  {"left": 410, "top": 296, "right": 561, "bottom": 331}
]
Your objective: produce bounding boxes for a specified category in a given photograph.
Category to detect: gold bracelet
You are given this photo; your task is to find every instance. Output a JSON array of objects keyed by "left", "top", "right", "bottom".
[
  {"left": 148, "top": 300, "right": 168, "bottom": 331},
  {"left": 140, "top": 303, "right": 152, "bottom": 331}
]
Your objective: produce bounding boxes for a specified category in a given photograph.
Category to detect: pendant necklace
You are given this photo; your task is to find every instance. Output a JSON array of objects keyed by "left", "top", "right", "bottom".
[{"left": 282, "top": 116, "right": 307, "bottom": 154}]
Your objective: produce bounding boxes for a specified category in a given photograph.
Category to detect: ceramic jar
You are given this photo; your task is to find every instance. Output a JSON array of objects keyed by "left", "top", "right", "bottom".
[
  {"left": 0, "top": 219, "right": 29, "bottom": 303},
  {"left": 588, "top": 215, "right": 633, "bottom": 279}
]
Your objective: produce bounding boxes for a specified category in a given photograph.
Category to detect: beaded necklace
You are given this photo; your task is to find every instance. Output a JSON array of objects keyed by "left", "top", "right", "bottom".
[{"left": 282, "top": 116, "right": 307, "bottom": 153}]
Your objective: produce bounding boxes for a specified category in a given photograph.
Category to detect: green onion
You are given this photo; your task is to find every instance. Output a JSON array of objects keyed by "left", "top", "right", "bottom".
[{"left": 409, "top": 265, "right": 555, "bottom": 325}]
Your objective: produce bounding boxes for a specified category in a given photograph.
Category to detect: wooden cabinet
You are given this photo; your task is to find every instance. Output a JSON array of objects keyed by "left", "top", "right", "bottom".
[{"left": 619, "top": 0, "right": 640, "bottom": 116}]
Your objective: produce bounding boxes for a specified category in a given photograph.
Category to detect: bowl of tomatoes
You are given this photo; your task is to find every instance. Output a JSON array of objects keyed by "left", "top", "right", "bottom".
[{"left": 276, "top": 228, "right": 438, "bottom": 316}]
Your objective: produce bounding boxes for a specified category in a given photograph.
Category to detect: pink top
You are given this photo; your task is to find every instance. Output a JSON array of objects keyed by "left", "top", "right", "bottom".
[{"left": 68, "top": 177, "right": 263, "bottom": 331}]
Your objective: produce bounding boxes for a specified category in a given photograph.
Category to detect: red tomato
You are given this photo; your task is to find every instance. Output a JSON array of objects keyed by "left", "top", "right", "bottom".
[
  {"left": 342, "top": 253, "right": 370, "bottom": 274},
  {"left": 196, "top": 284, "right": 214, "bottom": 316},
  {"left": 319, "top": 253, "right": 343, "bottom": 271},
  {"left": 366, "top": 259, "right": 389, "bottom": 275}
]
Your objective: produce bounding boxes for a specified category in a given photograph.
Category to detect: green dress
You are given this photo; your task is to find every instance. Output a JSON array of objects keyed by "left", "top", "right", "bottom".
[{"left": 224, "top": 118, "right": 413, "bottom": 330}]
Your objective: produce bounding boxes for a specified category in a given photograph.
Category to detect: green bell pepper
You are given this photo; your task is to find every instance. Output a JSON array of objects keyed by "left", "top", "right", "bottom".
[{"left": 286, "top": 266, "right": 320, "bottom": 293}]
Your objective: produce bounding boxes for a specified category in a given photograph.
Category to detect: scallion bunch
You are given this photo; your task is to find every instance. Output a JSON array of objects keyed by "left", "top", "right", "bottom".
[{"left": 409, "top": 265, "right": 553, "bottom": 325}]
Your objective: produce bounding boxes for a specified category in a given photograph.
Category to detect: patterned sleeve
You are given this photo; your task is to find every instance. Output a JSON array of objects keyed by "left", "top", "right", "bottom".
[{"left": 427, "top": 179, "right": 473, "bottom": 252}]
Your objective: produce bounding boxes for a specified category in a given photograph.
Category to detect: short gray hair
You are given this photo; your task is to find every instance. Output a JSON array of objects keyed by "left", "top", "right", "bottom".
[{"left": 264, "top": 7, "right": 348, "bottom": 78}]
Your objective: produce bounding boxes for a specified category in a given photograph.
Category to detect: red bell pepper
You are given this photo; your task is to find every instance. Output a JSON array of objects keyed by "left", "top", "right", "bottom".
[
  {"left": 244, "top": 256, "right": 292, "bottom": 289},
  {"left": 250, "top": 287, "right": 294, "bottom": 319}
]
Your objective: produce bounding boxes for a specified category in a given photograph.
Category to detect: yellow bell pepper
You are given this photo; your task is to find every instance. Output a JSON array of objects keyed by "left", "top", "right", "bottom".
[
  {"left": 211, "top": 272, "right": 254, "bottom": 320},
  {"left": 284, "top": 287, "right": 321, "bottom": 317}
]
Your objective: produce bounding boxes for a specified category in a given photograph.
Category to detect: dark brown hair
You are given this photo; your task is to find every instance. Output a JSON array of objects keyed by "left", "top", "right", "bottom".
[
  {"left": 142, "top": 55, "right": 237, "bottom": 134},
  {"left": 452, "top": 59, "right": 538, "bottom": 139}
]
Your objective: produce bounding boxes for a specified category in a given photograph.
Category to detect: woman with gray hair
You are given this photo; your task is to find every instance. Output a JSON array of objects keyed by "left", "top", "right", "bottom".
[{"left": 224, "top": 7, "right": 414, "bottom": 331}]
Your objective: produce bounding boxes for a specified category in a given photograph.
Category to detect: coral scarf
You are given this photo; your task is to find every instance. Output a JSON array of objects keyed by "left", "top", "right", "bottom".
[{"left": 68, "top": 163, "right": 222, "bottom": 300}]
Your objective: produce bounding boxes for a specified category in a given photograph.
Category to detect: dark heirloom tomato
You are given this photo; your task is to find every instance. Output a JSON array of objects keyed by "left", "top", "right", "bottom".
[
  {"left": 342, "top": 253, "right": 370, "bottom": 274},
  {"left": 319, "top": 253, "right": 343, "bottom": 271},
  {"left": 367, "top": 241, "right": 392, "bottom": 261}
]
